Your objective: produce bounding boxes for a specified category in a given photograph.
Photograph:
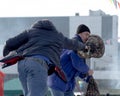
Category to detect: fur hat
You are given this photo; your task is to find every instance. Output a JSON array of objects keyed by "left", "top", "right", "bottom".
[{"left": 77, "top": 24, "right": 90, "bottom": 34}]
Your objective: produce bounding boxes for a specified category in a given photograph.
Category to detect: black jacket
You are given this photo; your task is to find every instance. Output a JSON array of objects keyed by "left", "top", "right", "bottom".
[{"left": 3, "top": 19, "right": 85, "bottom": 66}]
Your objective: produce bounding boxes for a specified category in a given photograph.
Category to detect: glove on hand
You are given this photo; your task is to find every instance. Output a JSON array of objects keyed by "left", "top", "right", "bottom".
[{"left": 48, "top": 64, "right": 55, "bottom": 75}]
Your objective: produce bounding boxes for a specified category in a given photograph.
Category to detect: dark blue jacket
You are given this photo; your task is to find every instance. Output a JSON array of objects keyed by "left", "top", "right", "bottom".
[
  {"left": 47, "top": 35, "right": 90, "bottom": 91},
  {"left": 3, "top": 20, "right": 85, "bottom": 66}
]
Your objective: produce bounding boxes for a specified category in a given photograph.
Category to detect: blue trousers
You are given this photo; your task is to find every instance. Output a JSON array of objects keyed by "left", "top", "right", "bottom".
[{"left": 18, "top": 57, "right": 48, "bottom": 96}]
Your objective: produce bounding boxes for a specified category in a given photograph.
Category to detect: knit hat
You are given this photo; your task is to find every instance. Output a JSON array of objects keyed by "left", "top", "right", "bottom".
[{"left": 76, "top": 24, "right": 90, "bottom": 34}]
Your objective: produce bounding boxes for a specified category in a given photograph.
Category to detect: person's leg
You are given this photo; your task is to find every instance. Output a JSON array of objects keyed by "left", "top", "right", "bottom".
[
  {"left": 18, "top": 59, "right": 28, "bottom": 96},
  {"left": 18, "top": 58, "right": 48, "bottom": 96},
  {"left": 49, "top": 88, "right": 64, "bottom": 96},
  {"left": 64, "top": 91, "right": 74, "bottom": 96}
]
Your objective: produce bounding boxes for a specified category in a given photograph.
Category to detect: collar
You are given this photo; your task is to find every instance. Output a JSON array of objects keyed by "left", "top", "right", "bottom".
[{"left": 74, "top": 34, "right": 84, "bottom": 43}]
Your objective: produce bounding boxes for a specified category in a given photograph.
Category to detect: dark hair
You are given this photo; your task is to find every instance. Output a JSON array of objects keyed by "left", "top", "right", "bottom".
[{"left": 76, "top": 24, "right": 90, "bottom": 34}]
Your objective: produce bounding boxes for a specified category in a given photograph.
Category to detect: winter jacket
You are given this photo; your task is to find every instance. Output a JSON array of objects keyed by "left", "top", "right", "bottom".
[
  {"left": 47, "top": 35, "right": 90, "bottom": 92},
  {"left": 3, "top": 20, "right": 85, "bottom": 66}
]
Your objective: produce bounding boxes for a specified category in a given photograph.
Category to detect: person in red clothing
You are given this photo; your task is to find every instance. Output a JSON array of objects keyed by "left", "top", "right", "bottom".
[{"left": 0, "top": 71, "right": 5, "bottom": 96}]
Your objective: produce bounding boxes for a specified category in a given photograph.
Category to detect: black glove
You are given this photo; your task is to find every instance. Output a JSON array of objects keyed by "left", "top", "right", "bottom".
[{"left": 48, "top": 64, "right": 55, "bottom": 75}]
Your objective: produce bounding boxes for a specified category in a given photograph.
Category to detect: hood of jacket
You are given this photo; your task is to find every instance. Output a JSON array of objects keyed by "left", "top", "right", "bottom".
[
  {"left": 31, "top": 19, "right": 57, "bottom": 31},
  {"left": 32, "top": 19, "right": 56, "bottom": 30}
]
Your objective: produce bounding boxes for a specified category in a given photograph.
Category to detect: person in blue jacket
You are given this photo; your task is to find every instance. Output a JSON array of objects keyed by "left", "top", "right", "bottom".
[
  {"left": 2, "top": 20, "right": 89, "bottom": 96},
  {"left": 47, "top": 24, "right": 94, "bottom": 96}
]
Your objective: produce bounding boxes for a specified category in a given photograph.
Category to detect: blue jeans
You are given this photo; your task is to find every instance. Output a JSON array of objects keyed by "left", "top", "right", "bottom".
[
  {"left": 50, "top": 88, "right": 74, "bottom": 96},
  {"left": 18, "top": 57, "right": 48, "bottom": 96}
]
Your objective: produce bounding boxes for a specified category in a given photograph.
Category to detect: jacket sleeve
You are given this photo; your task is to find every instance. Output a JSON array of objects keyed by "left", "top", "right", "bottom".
[
  {"left": 62, "top": 35, "right": 86, "bottom": 51},
  {"left": 78, "top": 72, "right": 92, "bottom": 83},
  {"left": 69, "top": 51, "right": 89, "bottom": 74},
  {"left": 3, "top": 30, "right": 29, "bottom": 56}
]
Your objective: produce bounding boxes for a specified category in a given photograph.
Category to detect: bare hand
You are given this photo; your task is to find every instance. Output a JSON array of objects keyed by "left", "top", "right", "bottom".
[{"left": 88, "top": 69, "right": 94, "bottom": 76}]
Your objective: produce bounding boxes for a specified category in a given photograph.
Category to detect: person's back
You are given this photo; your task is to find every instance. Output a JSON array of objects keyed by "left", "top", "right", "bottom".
[{"left": 18, "top": 20, "right": 65, "bottom": 66}]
